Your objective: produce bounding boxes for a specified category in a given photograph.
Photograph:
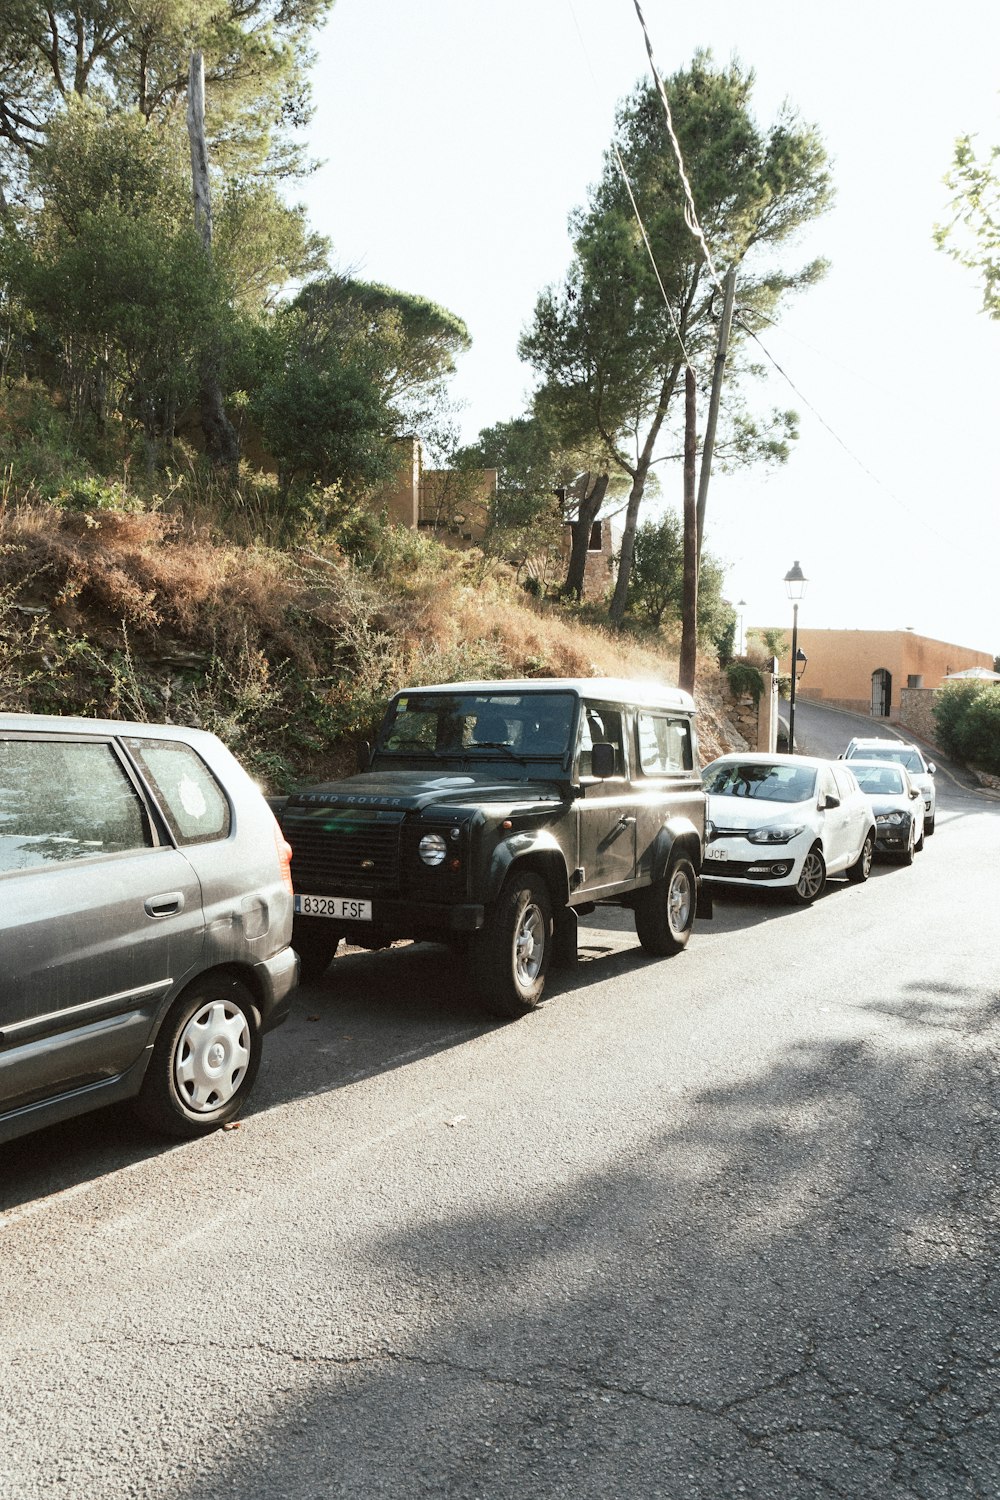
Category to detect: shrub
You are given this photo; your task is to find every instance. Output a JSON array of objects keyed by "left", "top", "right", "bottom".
[{"left": 933, "top": 681, "right": 1000, "bottom": 772}]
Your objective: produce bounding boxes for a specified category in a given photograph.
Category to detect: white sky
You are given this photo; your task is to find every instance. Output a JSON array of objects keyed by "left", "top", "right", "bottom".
[{"left": 298, "top": 0, "right": 1000, "bottom": 656}]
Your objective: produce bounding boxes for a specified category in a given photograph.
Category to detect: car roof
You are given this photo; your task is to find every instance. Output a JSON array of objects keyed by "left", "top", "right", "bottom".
[
  {"left": 0, "top": 710, "right": 220, "bottom": 750},
  {"left": 849, "top": 758, "right": 910, "bottom": 776},
  {"left": 848, "top": 737, "right": 919, "bottom": 749},
  {"left": 392, "top": 678, "right": 696, "bottom": 713}
]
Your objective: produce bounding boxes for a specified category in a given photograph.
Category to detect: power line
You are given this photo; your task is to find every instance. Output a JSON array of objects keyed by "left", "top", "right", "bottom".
[
  {"left": 565, "top": 0, "right": 697, "bottom": 373},
  {"left": 630, "top": 0, "right": 725, "bottom": 296}
]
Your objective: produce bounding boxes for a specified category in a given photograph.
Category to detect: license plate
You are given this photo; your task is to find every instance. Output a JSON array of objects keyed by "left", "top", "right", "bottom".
[
  {"left": 295, "top": 895, "right": 372, "bottom": 921},
  {"left": 705, "top": 847, "right": 729, "bottom": 862}
]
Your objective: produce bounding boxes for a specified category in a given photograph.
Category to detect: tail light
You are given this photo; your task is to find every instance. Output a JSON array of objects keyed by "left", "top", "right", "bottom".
[{"left": 272, "top": 819, "right": 294, "bottom": 894}]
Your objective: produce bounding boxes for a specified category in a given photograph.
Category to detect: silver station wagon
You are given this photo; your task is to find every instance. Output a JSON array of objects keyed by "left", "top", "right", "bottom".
[{"left": 0, "top": 714, "right": 298, "bottom": 1145}]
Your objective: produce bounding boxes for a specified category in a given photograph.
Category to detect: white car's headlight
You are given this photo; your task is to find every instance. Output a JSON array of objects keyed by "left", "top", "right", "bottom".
[
  {"left": 876, "top": 811, "right": 906, "bottom": 826},
  {"left": 746, "top": 825, "right": 806, "bottom": 845},
  {"left": 418, "top": 833, "right": 448, "bottom": 866}
]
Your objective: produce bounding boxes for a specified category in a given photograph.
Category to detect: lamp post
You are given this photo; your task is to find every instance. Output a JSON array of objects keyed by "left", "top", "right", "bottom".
[
  {"left": 783, "top": 561, "right": 808, "bottom": 754},
  {"left": 736, "top": 599, "right": 747, "bottom": 656}
]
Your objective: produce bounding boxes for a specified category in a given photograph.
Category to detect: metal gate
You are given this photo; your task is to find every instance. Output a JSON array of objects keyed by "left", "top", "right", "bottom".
[{"left": 871, "top": 667, "right": 892, "bottom": 717}]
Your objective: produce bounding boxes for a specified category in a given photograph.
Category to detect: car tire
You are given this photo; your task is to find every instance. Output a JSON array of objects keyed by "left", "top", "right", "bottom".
[
  {"left": 473, "top": 874, "right": 552, "bottom": 1019},
  {"left": 635, "top": 856, "right": 697, "bottom": 957},
  {"left": 294, "top": 920, "right": 342, "bottom": 983},
  {"left": 134, "top": 976, "right": 262, "bottom": 1139},
  {"left": 846, "top": 830, "right": 875, "bottom": 883},
  {"left": 914, "top": 819, "right": 925, "bottom": 853},
  {"left": 791, "top": 844, "right": 826, "bottom": 905},
  {"left": 898, "top": 823, "right": 916, "bottom": 865},
  {"left": 925, "top": 813, "right": 936, "bottom": 836}
]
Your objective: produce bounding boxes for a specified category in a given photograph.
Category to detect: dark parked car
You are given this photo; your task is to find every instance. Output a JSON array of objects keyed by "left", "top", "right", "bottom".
[
  {"left": 849, "top": 758, "right": 925, "bottom": 863},
  {"left": 0, "top": 714, "right": 298, "bottom": 1146},
  {"left": 841, "top": 737, "right": 937, "bottom": 833},
  {"left": 275, "top": 678, "right": 710, "bottom": 1018}
]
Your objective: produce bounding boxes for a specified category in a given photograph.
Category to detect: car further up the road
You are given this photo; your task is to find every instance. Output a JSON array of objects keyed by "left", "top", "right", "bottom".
[
  {"left": 0, "top": 713, "right": 298, "bottom": 1146},
  {"left": 701, "top": 752, "right": 877, "bottom": 905},
  {"left": 841, "top": 737, "right": 937, "bottom": 834},
  {"left": 275, "top": 678, "right": 710, "bottom": 1019},
  {"left": 849, "top": 758, "right": 925, "bottom": 864}
]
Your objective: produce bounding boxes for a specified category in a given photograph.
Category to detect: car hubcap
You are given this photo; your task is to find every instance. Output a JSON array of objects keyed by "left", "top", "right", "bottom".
[
  {"left": 669, "top": 870, "right": 693, "bottom": 933},
  {"left": 798, "top": 853, "right": 823, "bottom": 899},
  {"left": 514, "top": 902, "right": 545, "bottom": 986},
  {"left": 175, "top": 1000, "right": 251, "bottom": 1112}
]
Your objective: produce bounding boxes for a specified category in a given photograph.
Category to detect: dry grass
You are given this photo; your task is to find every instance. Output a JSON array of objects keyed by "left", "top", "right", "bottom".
[{"left": 0, "top": 496, "right": 736, "bottom": 786}]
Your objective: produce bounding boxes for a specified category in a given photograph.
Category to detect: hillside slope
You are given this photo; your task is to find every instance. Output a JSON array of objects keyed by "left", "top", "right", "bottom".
[{"left": 0, "top": 504, "right": 741, "bottom": 789}]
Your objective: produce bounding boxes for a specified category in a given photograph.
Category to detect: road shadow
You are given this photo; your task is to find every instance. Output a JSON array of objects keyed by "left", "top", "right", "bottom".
[{"left": 141, "top": 974, "right": 1000, "bottom": 1500}]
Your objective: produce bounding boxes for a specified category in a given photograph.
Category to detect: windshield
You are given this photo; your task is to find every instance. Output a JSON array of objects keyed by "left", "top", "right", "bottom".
[
  {"left": 377, "top": 691, "right": 577, "bottom": 759},
  {"left": 853, "top": 765, "right": 905, "bottom": 794},
  {"left": 703, "top": 762, "right": 817, "bottom": 803}
]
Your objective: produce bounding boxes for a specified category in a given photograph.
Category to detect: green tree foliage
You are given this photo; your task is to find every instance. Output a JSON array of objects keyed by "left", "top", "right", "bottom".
[
  {"left": 935, "top": 136, "right": 1000, "bottom": 317},
  {"left": 290, "top": 276, "right": 471, "bottom": 452},
  {"left": 519, "top": 53, "right": 832, "bottom": 625},
  {"left": 453, "top": 414, "right": 566, "bottom": 581},
  {"left": 933, "top": 680, "right": 1000, "bottom": 771},
  {"left": 0, "top": 0, "right": 330, "bottom": 187},
  {"left": 9, "top": 100, "right": 225, "bottom": 447},
  {"left": 626, "top": 510, "right": 734, "bottom": 647}
]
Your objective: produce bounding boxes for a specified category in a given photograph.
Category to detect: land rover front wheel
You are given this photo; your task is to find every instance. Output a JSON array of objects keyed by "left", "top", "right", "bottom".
[
  {"left": 473, "top": 875, "right": 552, "bottom": 1019},
  {"left": 635, "top": 856, "right": 696, "bottom": 956}
]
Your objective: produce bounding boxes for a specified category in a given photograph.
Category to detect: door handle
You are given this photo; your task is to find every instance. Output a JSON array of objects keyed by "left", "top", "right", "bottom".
[{"left": 144, "top": 891, "right": 185, "bottom": 918}]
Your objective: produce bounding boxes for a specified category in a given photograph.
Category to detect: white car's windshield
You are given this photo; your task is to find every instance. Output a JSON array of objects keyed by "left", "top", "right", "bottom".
[{"left": 703, "top": 763, "right": 817, "bottom": 802}]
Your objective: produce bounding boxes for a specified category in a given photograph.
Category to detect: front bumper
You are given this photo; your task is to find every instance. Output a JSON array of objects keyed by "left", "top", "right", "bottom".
[{"left": 701, "top": 848, "right": 799, "bottom": 884}]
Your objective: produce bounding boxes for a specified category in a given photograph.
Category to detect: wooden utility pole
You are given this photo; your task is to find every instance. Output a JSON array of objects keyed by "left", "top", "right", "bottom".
[
  {"left": 187, "top": 50, "right": 239, "bottom": 470},
  {"left": 679, "top": 365, "right": 698, "bottom": 695},
  {"left": 695, "top": 264, "right": 737, "bottom": 558}
]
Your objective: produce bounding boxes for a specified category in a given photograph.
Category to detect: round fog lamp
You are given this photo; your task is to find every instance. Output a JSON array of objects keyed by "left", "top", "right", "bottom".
[{"left": 419, "top": 833, "right": 448, "bottom": 866}]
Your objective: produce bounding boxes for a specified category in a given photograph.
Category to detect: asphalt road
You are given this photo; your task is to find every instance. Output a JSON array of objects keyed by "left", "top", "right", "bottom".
[{"left": 2, "top": 705, "right": 998, "bottom": 1500}]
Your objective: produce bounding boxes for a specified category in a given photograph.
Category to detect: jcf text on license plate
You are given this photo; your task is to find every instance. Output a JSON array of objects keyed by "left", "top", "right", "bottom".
[{"left": 295, "top": 895, "right": 372, "bottom": 920}]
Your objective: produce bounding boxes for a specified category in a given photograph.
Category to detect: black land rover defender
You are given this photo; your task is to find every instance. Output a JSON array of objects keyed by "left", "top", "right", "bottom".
[{"left": 277, "top": 678, "right": 710, "bottom": 1018}]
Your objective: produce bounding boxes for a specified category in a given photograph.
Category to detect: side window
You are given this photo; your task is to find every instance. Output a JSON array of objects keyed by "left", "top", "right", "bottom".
[
  {"left": 832, "top": 766, "right": 857, "bottom": 800},
  {"left": 0, "top": 738, "right": 153, "bottom": 871},
  {"left": 124, "top": 737, "right": 231, "bottom": 845},
  {"left": 637, "top": 713, "right": 693, "bottom": 774},
  {"left": 577, "top": 704, "right": 625, "bottom": 778}
]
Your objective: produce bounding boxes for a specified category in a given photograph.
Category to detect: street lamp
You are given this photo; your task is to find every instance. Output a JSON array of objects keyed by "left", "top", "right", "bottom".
[
  {"left": 736, "top": 599, "right": 747, "bottom": 656},
  {"left": 783, "top": 561, "right": 808, "bottom": 754}
]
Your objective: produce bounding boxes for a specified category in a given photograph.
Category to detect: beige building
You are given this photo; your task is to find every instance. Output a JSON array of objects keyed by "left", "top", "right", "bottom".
[
  {"left": 757, "top": 627, "right": 993, "bottom": 720},
  {"left": 379, "top": 436, "right": 496, "bottom": 545}
]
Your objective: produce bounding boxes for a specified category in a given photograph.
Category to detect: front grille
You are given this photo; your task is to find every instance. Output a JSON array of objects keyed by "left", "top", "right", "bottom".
[{"left": 284, "top": 805, "right": 405, "bottom": 893}]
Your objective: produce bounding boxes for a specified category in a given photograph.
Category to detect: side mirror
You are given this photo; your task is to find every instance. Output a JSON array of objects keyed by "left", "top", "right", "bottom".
[
  {"left": 822, "top": 793, "right": 840, "bottom": 809},
  {"left": 590, "top": 742, "right": 617, "bottom": 779},
  {"left": 357, "top": 739, "right": 372, "bottom": 772},
  {"left": 927, "top": 763, "right": 936, "bottom": 775}
]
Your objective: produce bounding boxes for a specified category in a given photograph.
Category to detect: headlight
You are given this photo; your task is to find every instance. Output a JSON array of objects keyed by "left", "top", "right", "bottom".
[
  {"left": 419, "top": 833, "right": 448, "bottom": 866},
  {"left": 746, "top": 825, "right": 805, "bottom": 845},
  {"left": 876, "top": 811, "right": 906, "bottom": 826}
]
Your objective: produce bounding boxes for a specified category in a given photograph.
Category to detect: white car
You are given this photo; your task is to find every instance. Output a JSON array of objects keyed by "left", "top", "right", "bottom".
[{"left": 701, "top": 753, "right": 877, "bottom": 905}]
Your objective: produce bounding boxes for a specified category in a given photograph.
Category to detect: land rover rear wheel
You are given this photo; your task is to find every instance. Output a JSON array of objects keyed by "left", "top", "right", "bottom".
[{"left": 473, "top": 874, "right": 552, "bottom": 1019}]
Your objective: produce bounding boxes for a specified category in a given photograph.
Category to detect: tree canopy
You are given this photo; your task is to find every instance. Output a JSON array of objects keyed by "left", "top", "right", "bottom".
[
  {"left": 935, "top": 135, "right": 1000, "bottom": 318},
  {"left": 519, "top": 53, "right": 832, "bottom": 625}
]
